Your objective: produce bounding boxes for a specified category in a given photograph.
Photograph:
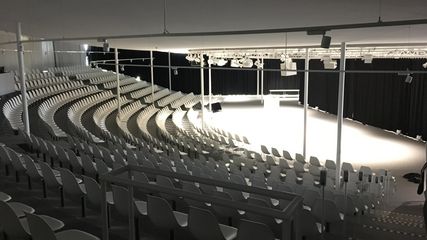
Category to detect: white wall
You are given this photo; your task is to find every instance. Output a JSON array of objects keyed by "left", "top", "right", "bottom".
[
  {"left": 0, "top": 72, "right": 16, "bottom": 95},
  {"left": 54, "top": 41, "right": 85, "bottom": 67},
  {"left": 0, "top": 30, "right": 55, "bottom": 72}
]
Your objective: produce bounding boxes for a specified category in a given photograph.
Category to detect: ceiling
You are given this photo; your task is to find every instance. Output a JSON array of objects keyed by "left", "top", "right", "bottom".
[{"left": 1, "top": 0, "right": 427, "bottom": 51}]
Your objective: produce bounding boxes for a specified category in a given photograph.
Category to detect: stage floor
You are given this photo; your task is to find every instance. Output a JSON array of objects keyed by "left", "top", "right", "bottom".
[{"left": 206, "top": 97, "right": 426, "bottom": 204}]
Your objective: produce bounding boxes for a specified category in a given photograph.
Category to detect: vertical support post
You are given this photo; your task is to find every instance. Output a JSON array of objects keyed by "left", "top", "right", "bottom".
[
  {"left": 101, "top": 180, "right": 109, "bottom": 240},
  {"left": 335, "top": 42, "right": 346, "bottom": 188},
  {"left": 208, "top": 58, "right": 212, "bottom": 112},
  {"left": 115, "top": 48, "right": 121, "bottom": 120},
  {"left": 256, "top": 64, "right": 260, "bottom": 96},
  {"left": 261, "top": 58, "right": 264, "bottom": 100},
  {"left": 128, "top": 169, "right": 135, "bottom": 240},
  {"left": 168, "top": 51, "right": 172, "bottom": 90},
  {"left": 150, "top": 50, "right": 154, "bottom": 99},
  {"left": 16, "top": 22, "right": 30, "bottom": 135},
  {"left": 200, "top": 53, "right": 205, "bottom": 128},
  {"left": 303, "top": 48, "right": 309, "bottom": 159}
]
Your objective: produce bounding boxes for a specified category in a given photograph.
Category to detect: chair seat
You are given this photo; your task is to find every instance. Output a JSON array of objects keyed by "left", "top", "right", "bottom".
[
  {"left": 219, "top": 224, "right": 238, "bottom": 240},
  {"left": 135, "top": 200, "right": 147, "bottom": 215},
  {"left": 20, "top": 214, "right": 65, "bottom": 233},
  {"left": 173, "top": 211, "right": 188, "bottom": 227},
  {"left": 0, "top": 192, "right": 11, "bottom": 202},
  {"left": 55, "top": 229, "right": 100, "bottom": 240},
  {"left": 9, "top": 202, "right": 35, "bottom": 218}
]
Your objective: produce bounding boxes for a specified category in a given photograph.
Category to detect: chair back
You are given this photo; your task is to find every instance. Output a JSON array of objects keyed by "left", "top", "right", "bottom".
[
  {"left": 59, "top": 168, "right": 84, "bottom": 197},
  {"left": 24, "top": 155, "right": 42, "bottom": 180},
  {"left": 39, "top": 162, "right": 61, "bottom": 188},
  {"left": 237, "top": 219, "right": 275, "bottom": 240},
  {"left": 83, "top": 176, "right": 101, "bottom": 207},
  {"left": 26, "top": 213, "right": 57, "bottom": 240},
  {"left": 0, "top": 201, "right": 29, "bottom": 239},
  {"left": 111, "top": 185, "right": 130, "bottom": 217},
  {"left": 189, "top": 207, "right": 224, "bottom": 240},
  {"left": 147, "top": 195, "right": 178, "bottom": 229}
]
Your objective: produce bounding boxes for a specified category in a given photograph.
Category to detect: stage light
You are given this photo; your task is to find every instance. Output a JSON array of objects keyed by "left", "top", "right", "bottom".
[
  {"left": 404, "top": 73, "right": 413, "bottom": 83},
  {"left": 135, "top": 76, "right": 141, "bottom": 81},
  {"left": 321, "top": 35, "right": 331, "bottom": 49},
  {"left": 422, "top": 62, "right": 427, "bottom": 69},
  {"left": 83, "top": 44, "right": 89, "bottom": 51},
  {"left": 323, "top": 60, "right": 337, "bottom": 69},
  {"left": 173, "top": 68, "right": 178, "bottom": 75},
  {"left": 120, "top": 65, "right": 125, "bottom": 72},
  {"left": 230, "top": 59, "right": 241, "bottom": 68},
  {"left": 102, "top": 40, "right": 109, "bottom": 52},
  {"left": 207, "top": 58, "right": 214, "bottom": 65},
  {"left": 241, "top": 58, "right": 253, "bottom": 68},
  {"left": 362, "top": 54, "right": 373, "bottom": 64},
  {"left": 254, "top": 59, "right": 263, "bottom": 69},
  {"left": 216, "top": 59, "right": 228, "bottom": 66}
]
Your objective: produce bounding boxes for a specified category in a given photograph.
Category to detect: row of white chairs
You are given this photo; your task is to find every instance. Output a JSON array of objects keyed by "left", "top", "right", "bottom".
[
  {"left": 93, "top": 96, "right": 131, "bottom": 135},
  {"left": 38, "top": 86, "right": 101, "bottom": 138},
  {"left": 85, "top": 73, "right": 125, "bottom": 84},
  {"left": 130, "top": 85, "right": 160, "bottom": 99},
  {"left": 157, "top": 91, "right": 183, "bottom": 107},
  {"left": 15, "top": 76, "right": 72, "bottom": 90},
  {"left": 103, "top": 77, "right": 136, "bottom": 89},
  {"left": 48, "top": 65, "right": 100, "bottom": 76},
  {"left": 119, "top": 81, "right": 150, "bottom": 94},
  {"left": 3, "top": 81, "right": 85, "bottom": 130},
  {"left": 75, "top": 71, "right": 116, "bottom": 81},
  {"left": 14, "top": 71, "right": 56, "bottom": 82},
  {"left": 115, "top": 101, "right": 146, "bottom": 137},
  {"left": 143, "top": 88, "right": 170, "bottom": 103},
  {"left": 67, "top": 91, "right": 114, "bottom": 143}
]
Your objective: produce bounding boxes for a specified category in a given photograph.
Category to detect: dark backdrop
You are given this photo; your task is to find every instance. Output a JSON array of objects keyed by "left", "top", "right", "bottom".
[{"left": 88, "top": 47, "right": 427, "bottom": 140}]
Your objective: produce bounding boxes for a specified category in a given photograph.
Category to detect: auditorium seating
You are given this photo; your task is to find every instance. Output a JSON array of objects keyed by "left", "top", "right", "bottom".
[{"left": 0, "top": 65, "right": 397, "bottom": 240}]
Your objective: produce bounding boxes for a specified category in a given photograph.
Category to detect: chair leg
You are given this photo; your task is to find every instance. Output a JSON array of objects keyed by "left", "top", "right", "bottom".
[
  {"left": 107, "top": 205, "right": 111, "bottom": 229},
  {"left": 60, "top": 187, "right": 64, "bottom": 207},
  {"left": 81, "top": 196, "right": 86, "bottom": 217},
  {"left": 27, "top": 175, "right": 32, "bottom": 190},
  {"left": 5, "top": 165, "right": 9, "bottom": 176},
  {"left": 15, "top": 171, "right": 20, "bottom": 182},
  {"left": 169, "top": 229, "right": 174, "bottom": 240},
  {"left": 42, "top": 180, "right": 47, "bottom": 198},
  {"left": 134, "top": 217, "right": 139, "bottom": 240}
]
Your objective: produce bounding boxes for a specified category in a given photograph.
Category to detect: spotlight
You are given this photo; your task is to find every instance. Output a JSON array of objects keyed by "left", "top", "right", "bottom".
[
  {"left": 185, "top": 54, "right": 194, "bottom": 61},
  {"left": 135, "top": 76, "right": 141, "bottom": 81},
  {"left": 254, "top": 59, "right": 263, "bottom": 69},
  {"left": 422, "top": 62, "right": 427, "bottom": 69},
  {"left": 323, "top": 60, "right": 337, "bottom": 69},
  {"left": 102, "top": 40, "right": 109, "bottom": 52},
  {"left": 207, "top": 58, "right": 214, "bottom": 65},
  {"left": 173, "top": 68, "right": 178, "bottom": 75},
  {"left": 321, "top": 35, "right": 331, "bottom": 49},
  {"left": 120, "top": 65, "right": 125, "bottom": 72},
  {"left": 230, "top": 59, "right": 241, "bottom": 68},
  {"left": 216, "top": 59, "right": 227, "bottom": 66},
  {"left": 404, "top": 74, "right": 413, "bottom": 83},
  {"left": 241, "top": 58, "right": 253, "bottom": 68},
  {"left": 362, "top": 54, "right": 373, "bottom": 64}
]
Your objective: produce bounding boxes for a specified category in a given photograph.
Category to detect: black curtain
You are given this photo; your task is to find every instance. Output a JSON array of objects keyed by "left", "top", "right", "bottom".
[{"left": 88, "top": 47, "right": 427, "bottom": 139}]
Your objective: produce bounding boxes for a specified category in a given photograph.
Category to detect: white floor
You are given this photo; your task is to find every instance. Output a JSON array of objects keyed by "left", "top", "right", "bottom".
[{"left": 205, "top": 98, "right": 426, "bottom": 203}]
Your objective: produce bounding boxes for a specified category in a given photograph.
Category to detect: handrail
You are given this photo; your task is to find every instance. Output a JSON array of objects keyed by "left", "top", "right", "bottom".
[{"left": 100, "top": 165, "right": 303, "bottom": 240}]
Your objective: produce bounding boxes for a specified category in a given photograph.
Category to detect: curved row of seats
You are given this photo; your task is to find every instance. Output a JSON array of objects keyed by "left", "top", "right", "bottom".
[
  {"left": 130, "top": 85, "right": 159, "bottom": 99},
  {"left": 38, "top": 86, "right": 101, "bottom": 138},
  {"left": 15, "top": 76, "right": 71, "bottom": 90},
  {"left": 3, "top": 81, "right": 85, "bottom": 131}
]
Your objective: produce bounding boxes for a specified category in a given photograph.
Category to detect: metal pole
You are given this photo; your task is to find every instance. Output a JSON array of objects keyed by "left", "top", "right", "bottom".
[
  {"left": 208, "top": 59, "right": 212, "bottom": 112},
  {"left": 256, "top": 65, "right": 260, "bottom": 96},
  {"left": 261, "top": 58, "right": 264, "bottom": 100},
  {"left": 168, "top": 51, "right": 172, "bottom": 90},
  {"left": 200, "top": 54, "right": 205, "bottom": 128},
  {"left": 16, "top": 22, "right": 30, "bottom": 135},
  {"left": 303, "top": 48, "right": 309, "bottom": 159},
  {"left": 335, "top": 42, "right": 346, "bottom": 188},
  {"left": 101, "top": 180, "right": 109, "bottom": 240},
  {"left": 115, "top": 48, "right": 121, "bottom": 120},
  {"left": 150, "top": 50, "right": 154, "bottom": 99}
]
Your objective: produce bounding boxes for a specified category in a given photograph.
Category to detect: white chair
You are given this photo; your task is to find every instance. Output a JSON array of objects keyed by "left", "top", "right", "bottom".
[
  {"left": 188, "top": 206, "right": 237, "bottom": 240},
  {"left": 147, "top": 195, "right": 188, "bottom": 240},
  {"left": 26, "top": 213, "right": 99, "bottom": 240},
  {"left": 59, "top": 168, "right": 87, "bottom": 217}
]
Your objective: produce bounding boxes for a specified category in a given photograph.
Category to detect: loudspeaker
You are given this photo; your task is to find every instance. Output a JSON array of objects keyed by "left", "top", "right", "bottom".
[
  {"left": 211, "top": 102, "right": 222, "bottom": 113},
  {"left": 368, "top": 174, "right": 372, "bottom": 183},
  {"left": 0, "top": 66, "right": 4, "bottom": 74},
  {"left": 358, "top": 171, "right": 363, "bottom": 181},
  {"left": 321, "top": 35, "right": 331, "bottom": 49},
  {"left": 385, "top": 170, "right": 388, "bottom": 176},
  {"left": 320, "top": 170, "right": 327, "bottom": 186},
  {"left": 380, "top": 176, "right": 384, "bottom": 183},
  {"left": 343, "top": 170, "right": 349, "bottom": 183},
  {"left": 375, "top": 176, "right": 379, "bottom": 183}
]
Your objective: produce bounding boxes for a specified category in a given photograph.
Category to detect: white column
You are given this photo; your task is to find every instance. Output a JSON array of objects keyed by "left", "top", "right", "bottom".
[
  {"left": 261, "top": 58, "right": 264, "bottom": 100},
  {"left": 208, "top": 59, "right": 212, "bottom": 112},
  {"left": 168, "top": 51, "right": 172, "bottom": 90},
  {"left": 115, "top": 48, "right": 121, "bottom": 120},
  {"left": 150, "top": 50, "right": 154, "bottom": 99},
  {"left": 200, "top": 54, "right": 205, "bottom": 128},
  {"left": 303, "top": 48, "right": 309, "bottom": 159},
  {"left": 16, "top": 22, "right": 30, "bottom": 135},
  {"left": 335, "top": 42, "right": 346, "bottom": 188}
]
